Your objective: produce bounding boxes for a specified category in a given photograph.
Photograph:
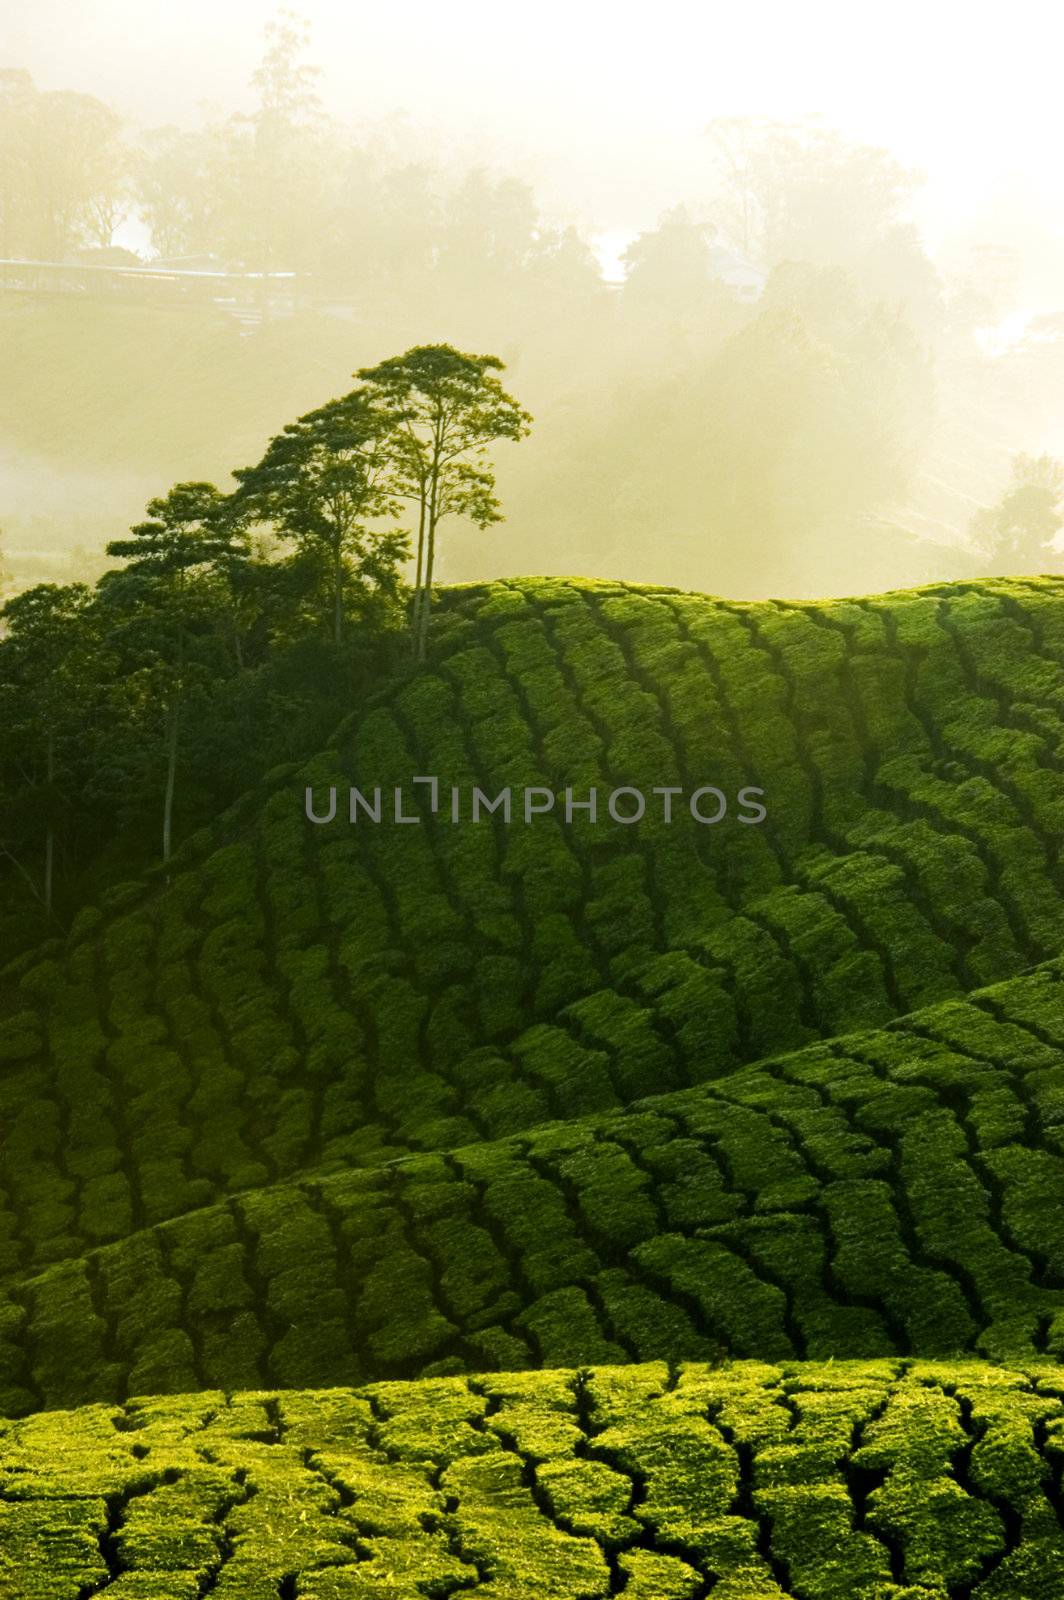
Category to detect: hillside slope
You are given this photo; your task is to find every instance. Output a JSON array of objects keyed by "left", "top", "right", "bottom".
[
  {"left": 3, "top": 575, "right": 1064, "bottom": 1282},
  {"left": 5, "top": 1359, "right": 1064, "bottom": 1598},
  {"left": 3, "top": 956, "right": 1064, "bottom": 1413},
  {"left": 6, "top": 573, "right": 1064, "bottom": 1597}
]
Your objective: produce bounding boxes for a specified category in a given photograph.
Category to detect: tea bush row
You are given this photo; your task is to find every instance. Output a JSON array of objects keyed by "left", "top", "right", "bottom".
[
  {"left": 3, "top": 962, "right": 1064, "bottom": 1410},
  {"left": 4, "top": 1359, "right": 1064, "bottom": 1597},
  {"left": 2, "top": 577, "right": 1064, "bottom": 1275}
]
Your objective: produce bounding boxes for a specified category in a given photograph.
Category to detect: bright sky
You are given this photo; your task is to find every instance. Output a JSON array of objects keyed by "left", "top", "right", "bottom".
[{"left": 7, "top": 0, "right": 1064, "bottom": 254}]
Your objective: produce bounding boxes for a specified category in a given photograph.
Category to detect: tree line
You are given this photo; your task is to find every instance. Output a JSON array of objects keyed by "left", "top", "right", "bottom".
[
  {"left": 0, "top": 344, "right": 530, "bottom": 950},
  {"left": 8, "top": 14, "right": 1060, "bottom": 606}
]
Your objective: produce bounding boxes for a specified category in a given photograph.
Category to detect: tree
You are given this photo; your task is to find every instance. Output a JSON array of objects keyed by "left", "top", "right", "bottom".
[
  {"left": 104, "top": 483, "right": 247, "bottom": 865},
  {"left": 138, "top": 13, "right": 335, "bottom": 271},
  {"left": 357, "top": 345, "right": 532, "bottom": 659},
  {"left": 705, "top": 117, "right": 919, "bottom": 276},
  {"left": 588, "top": 262, "right": 930, "bottom": 597},
  {"left": 620, "top": 205, "right": 741, "bottom": 347},
  {"left": 0, "top": 71, "right": 127, "bottom": 256},
  {"left": 971, "top": 454, "right": 1064, "bottom": 572},
  {"left": 135, "top": 125, "right": 218, "bottom": 260},
  {"left": 233, "top": 390, "right": 405, "bottom": 644},
  {"left": 0, "top": 583, "right": 103, "bottom": 912},
  {"left": 623, "top": 206, "right": 714, "bottom": 303}
]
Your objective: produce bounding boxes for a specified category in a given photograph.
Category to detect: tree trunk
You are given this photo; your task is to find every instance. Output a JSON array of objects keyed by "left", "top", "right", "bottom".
[
  {"left": 163, "top": 699, "right": 180, "bottom": 868},
  {"left": 44, "top": 730, "right": 54, "bottom": 914},
  {"left": 410, "top": 492, "right": 426, "bottom": 651},
  {"left": 416, "top": 464, "right": 440, "bottom": 664},
  {"left": 417, "top": 514, "right": 437, "bottom": 662},
  {"left": 333, "top": 533, "right": 344, "bottom": 645}
]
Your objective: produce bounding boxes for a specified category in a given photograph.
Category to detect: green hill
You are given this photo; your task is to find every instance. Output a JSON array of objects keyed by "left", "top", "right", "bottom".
[
  {"left": 4, "top": 954, "right": 1064, "bottom": 1415},
  {"left": 5, "top": 1359, "right": 1064, "bottom": 1598},
  {"left": 5, "top": 573, "right": 1064, "bottom": 1595}
]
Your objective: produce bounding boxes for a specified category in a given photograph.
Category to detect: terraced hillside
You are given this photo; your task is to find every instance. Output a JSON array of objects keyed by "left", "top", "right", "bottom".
[
  {"left": 4, "top": 577, "right": 1064, "bottom": 1268},
  {"left": 6, "top": 574, "right": 1064, "bottom": 1595},
  {"left": 4, "top": 956, "right": 1064, "bottom": 1413},
  {"left": 7, "top": 1360, "right": 1064, "bottom": 1597}
]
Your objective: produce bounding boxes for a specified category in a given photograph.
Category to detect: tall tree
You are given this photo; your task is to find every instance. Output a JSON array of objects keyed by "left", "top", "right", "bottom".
[
  {"left": 104, "top": 483, "right": 246, "bottom": 866},
  {"left": 138, "top": 14, "right": 333, "bottom": 271},
  {"left": 0, "top": 583, "right": 103, "bottom": 912},
  {"left": 233, "top": 390, "right": 405, "bottom": 644},
  {"left": 358, "top": 345, "right": 532, "bottom": 659},
  {"left": 135, "top": 125, "right": 217, "bottom": 260}
]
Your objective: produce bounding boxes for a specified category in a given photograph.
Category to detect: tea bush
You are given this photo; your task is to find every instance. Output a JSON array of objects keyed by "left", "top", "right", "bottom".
[
  {"left": 3, "top": 576, "right": 1064, "bottom": 1588},
  {"left": 4, "top": 1360, "right": 1064, "bottom": 1597}
]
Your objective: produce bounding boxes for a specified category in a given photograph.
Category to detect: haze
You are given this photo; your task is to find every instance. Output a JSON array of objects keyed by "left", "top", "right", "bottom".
[
  {"left": 9, "top": 0, "right": 1062, "bottom": 247},
  {"left": 4, "top": 0, "right": 1064, "bottom": 599}
]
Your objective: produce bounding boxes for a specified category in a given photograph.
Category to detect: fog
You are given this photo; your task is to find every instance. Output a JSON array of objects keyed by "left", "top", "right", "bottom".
[{"left": 4, "top": 0, "right": 1064, "bottom": 599}]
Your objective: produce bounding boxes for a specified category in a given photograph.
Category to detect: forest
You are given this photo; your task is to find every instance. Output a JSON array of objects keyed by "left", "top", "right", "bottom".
[{"left": 0, "top": 340, "right": 529, "bottom": 952}]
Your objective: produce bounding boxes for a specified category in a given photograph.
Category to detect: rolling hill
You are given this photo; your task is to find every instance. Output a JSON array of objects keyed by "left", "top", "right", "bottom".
[
  {"left": 5, "top": 573, "right": 1064, "bottom": 1595},
  {"left": 6, "top": 1359, "right": 1064, "bottom": 1598}
]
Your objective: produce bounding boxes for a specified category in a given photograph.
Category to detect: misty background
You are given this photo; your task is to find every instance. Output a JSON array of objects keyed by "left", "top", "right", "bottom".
[{"left": 4, "top": 0, "right": 1064, "bottom": 601}]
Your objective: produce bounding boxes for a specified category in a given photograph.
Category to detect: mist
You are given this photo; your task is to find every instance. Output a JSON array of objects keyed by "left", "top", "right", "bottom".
[{"left": 4, "top": 0, "right": 1064, "bottom": 600}]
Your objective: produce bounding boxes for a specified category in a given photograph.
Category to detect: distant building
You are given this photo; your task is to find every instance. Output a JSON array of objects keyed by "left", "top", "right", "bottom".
[
  {"left": 71, "top": 245, "right": 145, "bottom": 269},
  {"left": 0, "top": 255, "right": 302, "bottom": 333}
]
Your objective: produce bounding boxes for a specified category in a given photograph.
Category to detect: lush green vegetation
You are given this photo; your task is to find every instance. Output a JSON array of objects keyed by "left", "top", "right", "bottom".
[
  {"left": 5, "top": 1360, "right": 1064, "bottom": 1597},
  {"left": 5, "top": 950, "right": 1064, "bottom": 1410},
  {"left": 4, "top": 575, "right": 1064, "bottom": 1258},
  {"left": 4, "top": 572, "right": 1064, "bottom": 1593},
  {"left": 0, "top": 344, "right": 529, "bottom": 950}
]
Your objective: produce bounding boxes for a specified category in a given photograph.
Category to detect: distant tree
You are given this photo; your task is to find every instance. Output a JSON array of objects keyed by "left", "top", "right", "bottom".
[
  {"left": 0, "top": 583, "right": 103, "bottom": 912},
  {"left": 104, "top": 483, "right": 247, "bottom": 865},
  {"left": 233, "top": 390, "right": 406, "bottom": 645},
  {"left": 327, "top": 153, "right": 442, "bottom": 294},
  {"left": 436, "top": 171, "right": 539, "bottom": 288},
  {"left": 358, "top": 345, "right": 532, "bottom": 659},
  {"left": 591, "top": 263, "right": 931, "bottom": 596},
  {"left": 135, "top": 125, "right": 217, "bottom": 260},
  {"left": 621, "top": 205, "right": 740, "bottom": 341},
  {"left": 0, "top": 70, "right": 127, "bottom": 255},
  {"left": 705, "top": 117, "right": 919, "bottom": 275},
  {"left": 945, "top": 243, "right": 1021, "bottom": 342},
  {"left": 971, "top": 454, "right": 1064, "bottom": 571},
  {"left": 237, "top": 10, "right": 333, "bottom": 272},
  {"left": 138, "top": 13, "right": 334, "bottom": 271},
  {"left": 624, "top": 206, "right": 713, "bottom": 297}
]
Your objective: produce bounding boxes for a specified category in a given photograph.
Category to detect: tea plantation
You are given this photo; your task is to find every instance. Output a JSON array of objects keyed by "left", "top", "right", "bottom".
[
  {"left": 6, "top": 1361, "right": 1064, "bottom": 1597},
  {"left": 5, "top": 574, "right": 1064, "bottom": 1595}
]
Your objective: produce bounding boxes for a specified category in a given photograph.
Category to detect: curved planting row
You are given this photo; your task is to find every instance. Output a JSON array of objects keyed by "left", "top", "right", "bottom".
[
  {"left": 4, "top": 962, "right": 1064, "bottom": 1412},
  {"left": 4, "top": 1359, "right": 1064, "bottom": 1598},
  {"left": 2, "top": 576, "right": 1064, "bottom": 1280}
]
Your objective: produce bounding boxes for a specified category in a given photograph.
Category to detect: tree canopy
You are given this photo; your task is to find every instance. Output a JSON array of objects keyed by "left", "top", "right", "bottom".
[
  {"left": 233, "top": 392, "right": 404, "bottom": 644},
  {"left": 358, "top": 344, "right": 532, "bottom": 658},
  {"left": 0, "top": 343, "right": 528, "bottom": 934}
]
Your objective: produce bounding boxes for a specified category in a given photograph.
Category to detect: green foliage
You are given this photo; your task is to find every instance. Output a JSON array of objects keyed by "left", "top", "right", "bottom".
[
  {"left": 232, "top": 389, "right": 408, "bottom": 645},
  {"left": 3, "top": 575, "right": 1064, "bottom": 1586},
  {"left": 5, "top": 1361, "right": 1064, "bottom": 1597},
  {"left": 5, "top": 955, "right": 1064, "bottom": 1406},
  {"left": 971, "top": 452, "right": 1064, "bottom": 570},
  {"left": 357, "top": 344, "right": 533, "bottom": 659}
]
